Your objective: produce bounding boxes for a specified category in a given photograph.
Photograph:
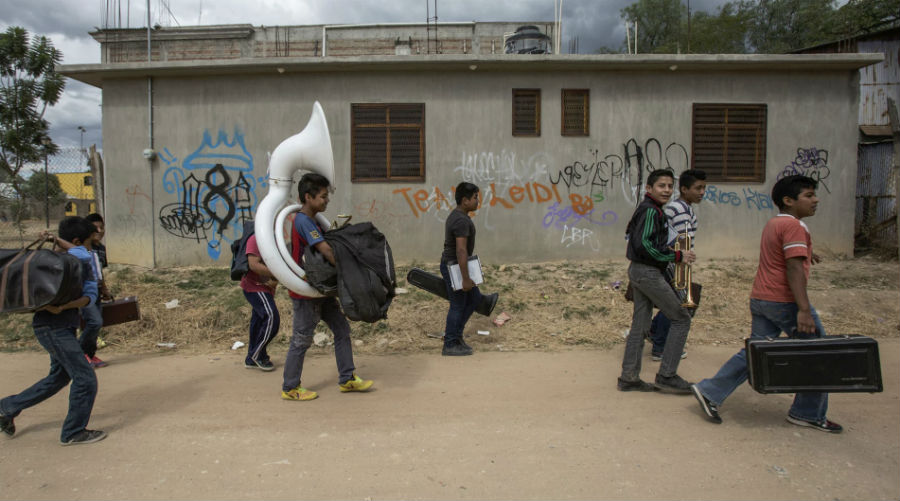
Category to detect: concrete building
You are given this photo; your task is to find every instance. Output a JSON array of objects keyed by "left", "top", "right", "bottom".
[{"left": 60, "top": 23, "right": 881, "bottom": 267}]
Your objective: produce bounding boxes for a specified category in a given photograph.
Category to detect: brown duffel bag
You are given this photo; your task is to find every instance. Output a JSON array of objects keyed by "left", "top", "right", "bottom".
[{"left": 0, "top": 239, "right": 83, "bottom": 313}]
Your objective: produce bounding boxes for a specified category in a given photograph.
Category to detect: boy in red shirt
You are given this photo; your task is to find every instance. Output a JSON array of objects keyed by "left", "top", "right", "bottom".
[
  {"left": 691, "top": 175, "right": 842, "bottom": 433},
  {"left": 240, "top": 233, "right": 279, "bottom": 371}
]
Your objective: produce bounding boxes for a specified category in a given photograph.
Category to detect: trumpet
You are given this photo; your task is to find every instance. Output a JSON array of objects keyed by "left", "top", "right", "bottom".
[{"left": 673, "top": 231, "right": 697, "bottom": 309}]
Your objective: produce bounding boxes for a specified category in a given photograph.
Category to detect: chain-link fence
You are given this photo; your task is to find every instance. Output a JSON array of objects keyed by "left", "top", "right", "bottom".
[{"left": 0, "top": 146, "right": 104, "bottom": 248}]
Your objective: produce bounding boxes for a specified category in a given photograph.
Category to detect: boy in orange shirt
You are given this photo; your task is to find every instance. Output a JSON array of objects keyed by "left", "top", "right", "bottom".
[{"left": 691, "top": 175, "right": 842, "bottom": 433}]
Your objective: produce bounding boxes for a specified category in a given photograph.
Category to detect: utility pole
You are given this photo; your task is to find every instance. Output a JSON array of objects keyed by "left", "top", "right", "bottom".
[
  {"left": 687, "top": 0, "right": 691, "bottom": 53},
  {"left": 41, "top": 136, "right": 51, "bottom": 228},
  {"left": 888, "top": 97, "right": 900, "bottom": 263},
  {"left": 78, "top": 126, "right": 87, "bottom": 161}
]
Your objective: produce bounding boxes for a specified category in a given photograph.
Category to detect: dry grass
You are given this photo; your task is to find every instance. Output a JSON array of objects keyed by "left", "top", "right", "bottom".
[{"left": 1, "top": 255, "right": 898, "bottom": 355}]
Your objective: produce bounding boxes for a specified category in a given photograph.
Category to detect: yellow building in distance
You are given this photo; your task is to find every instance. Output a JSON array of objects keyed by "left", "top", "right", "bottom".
[{"left": 55, "top": 171, "right": 96, "bottom": 216}]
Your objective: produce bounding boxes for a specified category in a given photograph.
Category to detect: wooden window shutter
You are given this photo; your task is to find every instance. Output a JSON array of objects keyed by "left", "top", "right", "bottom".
[
  {"left": 351, "top": 103, "right": 425, "bottom": 182},
  {"left": 561, "top": 89, "right": 589, "bottom": 136},
  {"left": 692, "top": 103, "right": 767, "bottom": 183},
  {"left": 512, "top": 89, "right": 541, "bottom": 137}
]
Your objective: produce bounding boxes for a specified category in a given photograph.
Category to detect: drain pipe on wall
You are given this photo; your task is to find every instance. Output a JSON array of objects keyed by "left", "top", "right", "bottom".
[{"left": 145, "top": 0, "right": 157, "bottom": 267}]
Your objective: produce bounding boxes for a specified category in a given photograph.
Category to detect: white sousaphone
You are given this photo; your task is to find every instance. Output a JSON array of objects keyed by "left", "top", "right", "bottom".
[{"left": 254, "top": 101, "right": 334, "bottom": 298}]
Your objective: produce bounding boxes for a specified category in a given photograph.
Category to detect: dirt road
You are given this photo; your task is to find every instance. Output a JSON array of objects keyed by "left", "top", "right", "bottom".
[{"left": 1, "top": 340, "right": 898, "bottom": 500}]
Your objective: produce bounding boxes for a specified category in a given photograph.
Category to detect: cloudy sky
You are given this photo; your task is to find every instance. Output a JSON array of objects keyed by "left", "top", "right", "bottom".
[{"left": 1, "top": 0, "right": 731, "bottom": 150}]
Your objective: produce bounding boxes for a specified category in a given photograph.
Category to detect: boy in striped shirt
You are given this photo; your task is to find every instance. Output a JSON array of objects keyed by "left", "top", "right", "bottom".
[{"left": 649, "top": 169, "right": 706, "bottom": 361}]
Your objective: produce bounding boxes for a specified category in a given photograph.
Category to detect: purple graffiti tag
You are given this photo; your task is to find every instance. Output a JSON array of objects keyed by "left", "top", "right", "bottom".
[{"left": 542, "top": 202, "right": 618, "bottom": 229}]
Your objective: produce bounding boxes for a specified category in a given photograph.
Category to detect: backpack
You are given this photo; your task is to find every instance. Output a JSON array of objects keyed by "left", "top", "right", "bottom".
[
  {"left": 323, "top": 222, "right": 396, "bottom": 323},
  {"left": 230, "top": 220, "right": 255, "bottom": 281}
]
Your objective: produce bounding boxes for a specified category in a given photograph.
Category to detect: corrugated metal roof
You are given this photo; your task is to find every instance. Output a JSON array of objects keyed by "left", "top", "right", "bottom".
[{"left": 859, "top": 39, "right": 900, "bottom": 126}]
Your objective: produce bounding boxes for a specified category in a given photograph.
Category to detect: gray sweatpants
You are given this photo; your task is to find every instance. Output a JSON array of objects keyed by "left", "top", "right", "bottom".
[
  {"left": 621, "top": 262, "right": 692, "bottom": 381},
  {"left": 282, "top": 297, "right": 355, "bottom": 391}
]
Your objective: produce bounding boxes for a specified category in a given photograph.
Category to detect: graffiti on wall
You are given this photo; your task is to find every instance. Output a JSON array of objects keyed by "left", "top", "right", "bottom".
[
  {"left": 125, "top": 184, "right": 151, "bottom": 215},
  {"left": 703, "top": 185, "right": 775, "bottom": 211},
  {"left": 549, "top": 138, "right": 689, "bottom": 205},
  {"left": 777, "top": 147, "right": 831, "bottom": 194},
  {"left": 158, "top": 129, "right": 262, "bottom": 259}
]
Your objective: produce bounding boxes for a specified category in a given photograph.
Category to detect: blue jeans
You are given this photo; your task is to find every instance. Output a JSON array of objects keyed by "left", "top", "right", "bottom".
[
  {"left": 0, "top": 325, "right": 98, "bottom": 442},
  {"left": 440, "top": 261, "right": 483, "bottom": 347},
  {"left": 79, "top": 302, "right": 103, "bottom": 358},
  {"left": 695, "top": 298, "right": 829, "bottom": 422},
  {"left": 243, "top": 291, "right": 280, "bottom": 364},
  {"left": 649, "top": 312, "right": 672, "bottom": 354}
]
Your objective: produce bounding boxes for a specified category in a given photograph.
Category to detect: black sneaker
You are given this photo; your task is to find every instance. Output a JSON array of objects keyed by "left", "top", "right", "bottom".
[
  {"left": 654, "top": 374, "right": 693, "bottom": 394},
  {"left": 0, "top": 412, "right": 14, "bottom": 437},
  {"left": 255, "top": 359, "right": 275, "bottom": 372},
  {"left": 691, "top": 384, "right": 722, "bottom": 424},
  {"left": 442, "top": 341, "right": 473, "bottom": 356},
  {"left": 617, "top": 377, "right": 658, "bottom": 392},
  {"left": 786, "top": 415, "right": 843, "bottom": 434},
  {"left": 61, "top": 429, "right": 107, "bottom": 446}
]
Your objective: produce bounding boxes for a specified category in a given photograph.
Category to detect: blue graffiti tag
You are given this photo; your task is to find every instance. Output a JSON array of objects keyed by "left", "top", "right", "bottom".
[
  {"left": 159, "top": 129, "right": 260, "bottom": 259},
  {"left": 703, "top": 185, "right": 775, "bottom": 212}
]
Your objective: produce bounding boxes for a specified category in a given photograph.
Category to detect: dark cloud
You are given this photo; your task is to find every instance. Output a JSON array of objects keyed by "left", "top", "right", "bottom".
[{"left": 1, "top": 0, "right": 100, "bottom": 39}]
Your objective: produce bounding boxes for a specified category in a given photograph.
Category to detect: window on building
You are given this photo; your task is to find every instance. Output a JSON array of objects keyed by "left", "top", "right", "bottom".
[
  {"left": 84, "top": 175, "right": 92, "bottom": 186},
  {"left": 561, "top": 89, "right": 589, "bottom": 136},
  {"left": 512, "top": 89, "right": 541, "bottom": 137},
  {"left": 351, "top": 103, "right": 425, "bottom": 182},
  {"left": 692, "top": 103, "right": 767, "bottom": 182}
]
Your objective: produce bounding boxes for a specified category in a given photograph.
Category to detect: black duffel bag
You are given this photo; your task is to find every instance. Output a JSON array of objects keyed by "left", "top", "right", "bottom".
[{"left": 0, "top": 239, "right": 83, "bottom": 313}]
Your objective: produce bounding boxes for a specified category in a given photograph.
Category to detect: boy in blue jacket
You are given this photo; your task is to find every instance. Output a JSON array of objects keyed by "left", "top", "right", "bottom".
[
  {"left": 0, "top": 216, "right": 106, "bottom": 445},
  {"left": 619, "top": 169, "right": 696, "bottom": 394}
]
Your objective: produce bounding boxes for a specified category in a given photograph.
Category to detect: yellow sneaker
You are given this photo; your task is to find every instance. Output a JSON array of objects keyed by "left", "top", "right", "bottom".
[
  {"left": 339, "top": 373, "right": 373, "bottom": 393},
  {"left": 281, "top": 386, "right": 318, "bottom": 401}
]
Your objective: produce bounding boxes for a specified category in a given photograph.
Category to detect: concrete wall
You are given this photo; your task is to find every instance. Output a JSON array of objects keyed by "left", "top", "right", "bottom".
[
  {"left": 93, "top": 22, "right": 556, "bottom": 63},
  {"left": 100, "top": 67, "right": 858, "bottom": 267}
]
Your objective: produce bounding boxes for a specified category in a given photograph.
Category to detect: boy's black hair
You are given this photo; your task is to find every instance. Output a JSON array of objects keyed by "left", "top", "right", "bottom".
[
  {"left": 678, "top": 169, "right": 707, "bottom": 192},
  {"left": 646, "top": 169, "right": 675, "bottom": 188},
  {"left": 58, "top": 216, "right": 95, "bottom": 244},
  {"left": 455, "top": 182, "right": 480, "bottom": 205},
  {"left": 85, "top": 213, "right": 104, "bottom": 224},
  {"left": 772, "top": 175, "right": 818, "bottom": 210},
  {"left": 297, "top": 173, "right": 330, "bottom": 203}
]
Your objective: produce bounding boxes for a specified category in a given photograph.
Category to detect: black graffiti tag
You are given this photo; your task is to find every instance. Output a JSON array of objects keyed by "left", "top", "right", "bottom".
[
  {"left": 159, "top": 164, "right": 252, "bottom": 241},
  {"left": 202, "top": 164, "right": 235, "bottom": 235}
]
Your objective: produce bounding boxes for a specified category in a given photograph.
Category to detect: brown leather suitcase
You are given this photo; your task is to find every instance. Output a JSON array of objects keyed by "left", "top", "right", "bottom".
[
  {"left": 746, "top": 334, "right": 882, "bottom": 394},
  {"left": 100, "top": 296, "right": 141, "bottom": 326}
]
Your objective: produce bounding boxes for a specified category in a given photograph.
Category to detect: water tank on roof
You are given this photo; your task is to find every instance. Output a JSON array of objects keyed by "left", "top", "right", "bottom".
[{"left": 504, "top": 25, "right": 552, "bottom": 54}]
